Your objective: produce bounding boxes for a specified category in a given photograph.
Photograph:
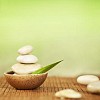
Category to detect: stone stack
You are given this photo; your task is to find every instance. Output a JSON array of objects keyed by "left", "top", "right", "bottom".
[{"left": 12, "top": 45, "right": 41, "bottom": 74}]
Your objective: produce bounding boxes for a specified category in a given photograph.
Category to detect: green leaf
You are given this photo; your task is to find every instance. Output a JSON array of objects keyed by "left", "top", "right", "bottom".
[{"left": 32, "top": 60, "right": 63, "bottom": 74}]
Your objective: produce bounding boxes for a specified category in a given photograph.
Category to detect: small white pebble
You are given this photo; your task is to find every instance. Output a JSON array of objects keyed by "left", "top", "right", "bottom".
[
  {"left": 55, "top": 89, "right": 82, "bottom": 99},
  {"left": 87, "top": 81, "right": 100, "bottom": 93},
  {"left": 77, "top": 75, "right": 99, "bottom": 85},
  {"left": 13, "top": 73, "right": 18, "bottom": 75},
  {"left": 12, "top": 63, "right": 41, "bottom": 74},
  {"left": 16, "top": 55, "right": 38, "bottom": 64},
  {"left": 18, "top": 45, "right": 33, "bottom": 55}
]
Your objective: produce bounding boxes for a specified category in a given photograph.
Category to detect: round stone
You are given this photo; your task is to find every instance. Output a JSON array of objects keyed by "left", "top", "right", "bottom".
[
  {"left": 77, "top": 75, "right": 99, "bottom": 85},
  {"left": 55, "top": 89, "right": 82, "bottom": 99},
  {"left": 87, "top": 81, "right": 100, "bottom": 93},
  {"left": 18, "top": 45, "right": 33, "bottom": 55},
  {"left": 13, "top": 73, "right": 18, "bottom": 75},
  {"left": 12, "top": 63, "right": 41, "bottom": 74},
  {"left": 16, "top": 55, "right": 38, "bottom": 64}
]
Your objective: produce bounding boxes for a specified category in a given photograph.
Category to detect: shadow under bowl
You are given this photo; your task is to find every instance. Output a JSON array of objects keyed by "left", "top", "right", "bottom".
[{"left": 4, "top": 71, "right": 48, "bottom": 90}]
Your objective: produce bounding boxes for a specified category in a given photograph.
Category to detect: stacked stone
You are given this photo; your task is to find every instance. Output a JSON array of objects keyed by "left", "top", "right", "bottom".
[{"left": 12, "top": 45, "right": 41, "bottom": 74}]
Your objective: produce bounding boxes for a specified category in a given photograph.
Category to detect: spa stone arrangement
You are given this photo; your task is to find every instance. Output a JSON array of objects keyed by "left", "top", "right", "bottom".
[
  {"left": 4, "top": 45, "right": 100, "bottom": 99},
  {"left": 4, "top": 45, "right": 62, "bottom": 90}
]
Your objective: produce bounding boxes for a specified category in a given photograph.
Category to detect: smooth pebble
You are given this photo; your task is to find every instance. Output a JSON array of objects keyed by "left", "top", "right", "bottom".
[
  {"left": 13, "top": 73, "right": 18, "bottom": 75},
  {"left": 87, "top": 81, "right": 100, "bottom": 93},
  {"left": 77, "top": 75, "right": 99, "bottom": 85},
  {"left": 18, "top": 45, "right": 33, "bottom": 55},
  {"left": 55, "top": 89, "right": 82, "bottom": 99},
  {"left": 12, "top": 63, "right": 41, "bottom": 74},
  {"left": 17, "top": 55, "right": 38, "bottom": 64}
]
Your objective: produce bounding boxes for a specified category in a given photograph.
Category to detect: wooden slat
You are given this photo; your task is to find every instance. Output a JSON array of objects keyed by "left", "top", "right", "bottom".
[{"left": 0, "top": 76, "right": 100, "bottom": 100}]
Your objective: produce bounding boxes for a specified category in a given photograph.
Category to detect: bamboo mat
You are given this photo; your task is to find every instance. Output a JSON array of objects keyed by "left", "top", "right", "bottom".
[{"left": 0, "top": 76, "right": 100, "bottom": 100}]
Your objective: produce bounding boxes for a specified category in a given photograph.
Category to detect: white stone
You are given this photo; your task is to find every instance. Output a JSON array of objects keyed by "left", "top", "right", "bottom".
[
  {"left": 55, "top": 89, "right": 82, "bottom": 99},
  {"left": 12, "top": 63, "right": 41, "bottom": 74},
  {"left": 18, "top": 45, "right": 33, "bottom": 55},
  {"left": 77, "top": 75, "right": 99, "bottom": 85},
  {"left": 13, "top": 73, "right": 18, "bottom": 75},
  {"left": 16, "top": 55, "right": 38, "bottom": 64},
  {"left": 87, "top": 81, "right": 100, "bottom": 93}
]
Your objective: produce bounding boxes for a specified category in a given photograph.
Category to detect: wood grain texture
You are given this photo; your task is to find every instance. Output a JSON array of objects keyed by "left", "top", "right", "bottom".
[{"left": 0, "top": 76, "right": 100, "bottom": 100}]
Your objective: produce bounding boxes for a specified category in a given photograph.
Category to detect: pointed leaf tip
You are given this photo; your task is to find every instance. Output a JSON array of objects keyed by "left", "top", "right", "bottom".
[{"left": 32, "top": 60, "right": 63, "bottom": 74}]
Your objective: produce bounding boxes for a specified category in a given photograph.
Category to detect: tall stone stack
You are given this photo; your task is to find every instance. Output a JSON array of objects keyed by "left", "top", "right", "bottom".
[{"left": 12, "top": 45, "right": 42, "bottom": 74}]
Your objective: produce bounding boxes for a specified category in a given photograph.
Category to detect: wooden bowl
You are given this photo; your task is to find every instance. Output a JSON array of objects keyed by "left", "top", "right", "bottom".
[{"left": 4, "top": 71, "right": 48, "bottom": 90}]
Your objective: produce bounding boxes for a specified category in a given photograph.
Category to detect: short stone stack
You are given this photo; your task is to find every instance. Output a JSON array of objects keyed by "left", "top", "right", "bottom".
[{"left": 12, "top": 45, "right": 42, "bottom": 74}]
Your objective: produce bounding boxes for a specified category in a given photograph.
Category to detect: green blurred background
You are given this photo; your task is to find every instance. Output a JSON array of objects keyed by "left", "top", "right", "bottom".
[{"left": 0, "top": 0, "right": 100, "bottom": 76}]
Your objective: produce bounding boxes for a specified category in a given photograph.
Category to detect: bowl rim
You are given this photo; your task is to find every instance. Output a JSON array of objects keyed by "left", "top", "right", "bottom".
[{"left": 4, "top": 71, "right": 48, "bottom": 76}]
